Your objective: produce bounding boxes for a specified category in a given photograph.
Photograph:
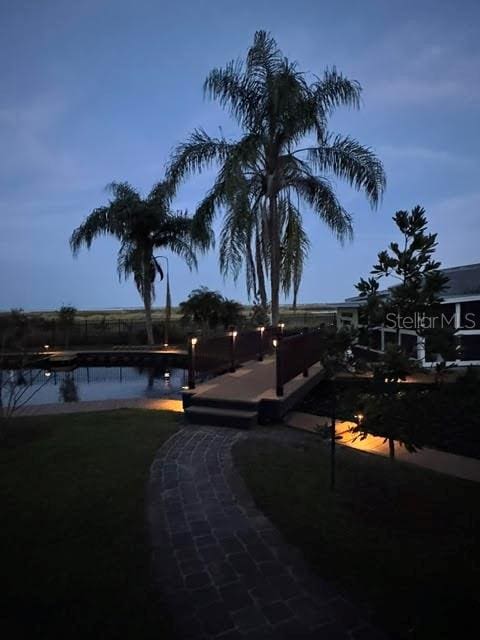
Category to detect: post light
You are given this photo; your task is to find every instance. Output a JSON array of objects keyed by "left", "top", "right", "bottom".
[
  {"left": 163, "top": 343, "right": 169, "bottom": 349},
  {"left": 278, "top": 322, "right": 285, "bottom": 335},
  {"left": 258, "top": 326, "right": 265, "bottom": 361},
  {"left": 188, "top": 336, "right": 198, "bottom": 389},
  {"left": 354, "top": 413, "right": 364, "bottom": 425},
  {"left": 273, "top": 338, "right": 278, "bottom": 348},
  {"left": 229, "top": 328, "right": 237, "bottom": 372},
  {"left": 164, "top": 371, "right": 171, "bottom": 380},
  {"left": 44, "top": 370, "right": 52, "bottom": 378},
  {"left": 44, "top": 344, "right": 50, "bottom": 350}
]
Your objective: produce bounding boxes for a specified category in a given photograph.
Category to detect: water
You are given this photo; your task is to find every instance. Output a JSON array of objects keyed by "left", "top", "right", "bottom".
[{"left": 0, "top": 366, "right": 188, "bottom": 407}]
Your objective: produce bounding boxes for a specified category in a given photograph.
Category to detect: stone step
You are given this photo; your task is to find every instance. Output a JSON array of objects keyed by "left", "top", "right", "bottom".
[{"left": 184, "top": 405, "right": 258, "bottom": 429}]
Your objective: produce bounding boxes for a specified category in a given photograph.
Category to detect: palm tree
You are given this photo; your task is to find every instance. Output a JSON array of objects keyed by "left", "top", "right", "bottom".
[
  {"left": 167, "top": 31, "right": 386, "bottom": 325},
  {"left": 70, "top": 181, "right": 200, "bottom": 345}
]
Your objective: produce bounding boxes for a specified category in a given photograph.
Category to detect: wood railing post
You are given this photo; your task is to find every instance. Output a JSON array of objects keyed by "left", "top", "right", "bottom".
[
  {"left": 275, "top": 335, "right": 284, "bottom": 396},
  {"left": 229, "top": 327, "right": 237, "bottom": 372},
  {"left": 258, "top": 326, "right": 265, "bottom": 361},
  {"left": 188, "top": 336, "right": 197, "bottom": 389}
]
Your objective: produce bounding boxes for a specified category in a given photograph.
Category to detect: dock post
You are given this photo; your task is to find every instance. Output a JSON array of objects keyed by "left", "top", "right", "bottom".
[
  {"left": 229, "top": 327, "right": 237, "bottom": 372},
  {"left": 258, "top": 326, "right": 265, "bottom": 361},
  {"left": 188, "top": 336, "right": 197, "bottom": 389},
  {"left": 274, "top": 335, "right": 283, "bottom": 396}
]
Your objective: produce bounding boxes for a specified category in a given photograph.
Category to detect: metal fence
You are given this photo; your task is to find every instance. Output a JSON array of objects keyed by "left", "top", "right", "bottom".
[{"left": 0, "top": 311, "right": 336, "bottom": 350}]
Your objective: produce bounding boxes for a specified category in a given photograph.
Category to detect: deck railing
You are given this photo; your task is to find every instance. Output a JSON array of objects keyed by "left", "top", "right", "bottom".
[
  {"left": 187, "top": 327, "right": 276, "bottom": 389},
  {"left": 275, "top": 329, "right": 325, "bottom": 396}
]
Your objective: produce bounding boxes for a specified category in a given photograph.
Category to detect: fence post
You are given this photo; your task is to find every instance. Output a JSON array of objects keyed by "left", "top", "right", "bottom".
[
  {"left": 188, "top": 336, "right": 197, "bottom": 389},
  {"left": 275, "top": 335, "right": 283, "bottom": 396},
  {"left": 302, "top": 327, "right": 309, "bottom": 377}
]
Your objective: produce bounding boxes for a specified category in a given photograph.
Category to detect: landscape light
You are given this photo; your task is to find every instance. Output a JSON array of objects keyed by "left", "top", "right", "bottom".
[
  {"left": 232, "top": 330, "right": 238, "bottom": 338},
  {"left": 272, "top": 338, "right": 278, "bottom": 348},
  {"left": 44, "top": 344, "right": 50, "bottom": 350},
  {"left": 190, "top": 337, "right": 198, "bottom": 346},
  {"left": 258, "top": 326, "right": 265, "bottom": 334},
  {"left": 354, "top": 413, "right": 364, "bottom": 424},
  {"left": 44, "top": 370, "right": 52, "bottom": 378},
  {"left": 163, "top": 343, "right": 169, "bottom": 348},
  {"left": 164, "top": 371, "right": 170, "bottom": 380}
]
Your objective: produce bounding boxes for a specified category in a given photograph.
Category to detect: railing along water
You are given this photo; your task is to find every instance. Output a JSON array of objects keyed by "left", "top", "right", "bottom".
[
  {"left": 275, "top": 329, "right": 324, "bottom": 396},
  {"left": 187, "top": 327, "right": 276, "bottom": 389}
]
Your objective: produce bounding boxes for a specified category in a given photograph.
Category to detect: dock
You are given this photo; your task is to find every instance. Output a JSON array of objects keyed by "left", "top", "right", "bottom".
[{"left": 183, "top": 355, "right": 324, "bottom": 428}]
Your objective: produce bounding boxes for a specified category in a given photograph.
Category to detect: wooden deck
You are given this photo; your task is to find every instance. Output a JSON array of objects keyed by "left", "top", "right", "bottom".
[{"left": 183, "top": 355, "right": 325, "bottom": 428}]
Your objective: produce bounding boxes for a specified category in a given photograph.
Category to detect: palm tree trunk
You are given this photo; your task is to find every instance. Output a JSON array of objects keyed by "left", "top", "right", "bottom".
[
  {"left": 255, "top": 230, "right": 268, "bottom": 309},
  {"left": 268, "top": 193, "right": 280, "bottom": 326},
  {"left": 142, "top": 261, "right": 155, "bottom": 346}
]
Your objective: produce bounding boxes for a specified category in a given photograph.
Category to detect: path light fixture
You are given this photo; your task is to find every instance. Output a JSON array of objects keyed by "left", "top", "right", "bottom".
[
  {"left": 44, "top": 344, "right": 50, "bottom": 350},
  {"left": 44, "top": 370, "right": 52, "bottom": 378},
  {"left": 272, "top": 338, "right": 278, "bottom": 349},
  {"left": 278, "top": 322, "right": 285, "bottom": 335},
  {"left": 354, "top": 413, "right": 364, "bottom": 425},
  {"left": 164, "top": 371, "right": 171, "bottom": 380}
]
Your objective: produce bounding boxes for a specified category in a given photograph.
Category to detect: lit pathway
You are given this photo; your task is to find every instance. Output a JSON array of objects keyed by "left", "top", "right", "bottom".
[
  {"left": 13, "top": 397, "right": 183, "bottom": 417},
  {"left": 286, "top": 411, "right": 480, "bottom": 483},
  {"left": 147, "top": 426, "right": 385, "bottom": 639}
]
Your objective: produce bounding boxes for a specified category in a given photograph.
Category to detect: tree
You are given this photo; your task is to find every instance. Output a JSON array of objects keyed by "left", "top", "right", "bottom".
[
  {"left": 356, "top": 205, "right": 449, "bottom": 348},
  {"left": 167, "top": 31, "right": 385, "bottom": 325},
  {"left": 179, "top": 287, "right": 244, "bottom": 332},
  {"left": 355, "top": 205, "right": 449, "bottom": 457},
  {"left": 70, "top": 181, "right": 200, "bottom": 345}
]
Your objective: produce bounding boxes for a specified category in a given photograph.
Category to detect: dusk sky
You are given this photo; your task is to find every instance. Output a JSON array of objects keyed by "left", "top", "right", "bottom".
[{"left": 1, "top": 0, "right": 479, "bottom": 311}]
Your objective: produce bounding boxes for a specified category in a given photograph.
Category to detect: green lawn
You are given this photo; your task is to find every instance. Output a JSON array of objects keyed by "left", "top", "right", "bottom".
[
  {"left": 233, "top": 435, "right": 480, "bottom": 639},
  {"left": 0, "top": 409, "right": 179, "bottom": 639}
]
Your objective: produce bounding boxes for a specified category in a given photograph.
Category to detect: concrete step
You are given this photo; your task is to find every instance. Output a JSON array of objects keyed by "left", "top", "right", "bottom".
[{"left": 185, "top": 405, "right": 258, "bottom": 429}]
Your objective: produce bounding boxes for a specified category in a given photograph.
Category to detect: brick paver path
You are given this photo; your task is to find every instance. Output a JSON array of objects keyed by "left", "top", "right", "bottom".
[{"left": 147, "top": 426, "right": 386, "bottom": 639}]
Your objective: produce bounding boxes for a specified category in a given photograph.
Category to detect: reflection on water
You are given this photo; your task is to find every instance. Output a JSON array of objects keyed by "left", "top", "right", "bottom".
[
  {"left": 59, "top": 374, "right": 79, "bottom": 403},
  {"left": 0, "top": 365, "right": 187, "bottom": 407}
]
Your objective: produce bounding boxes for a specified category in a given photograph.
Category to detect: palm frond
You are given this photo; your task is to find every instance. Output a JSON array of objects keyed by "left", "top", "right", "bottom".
[{"left": 307, "top": 134, "right": 386, "bottom": 207}]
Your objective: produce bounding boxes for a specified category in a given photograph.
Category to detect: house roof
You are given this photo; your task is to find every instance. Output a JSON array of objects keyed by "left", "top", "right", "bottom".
[{"left": 341, "top": 262, "right": 480, "bottom": 306}]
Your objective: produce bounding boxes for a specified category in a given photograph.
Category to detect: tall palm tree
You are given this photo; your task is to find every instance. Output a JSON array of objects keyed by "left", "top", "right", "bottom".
[
  {"left": 167, "top": 30, "right": 386, "bottom": 325},
  {"left": 70, "top": 181, "right": 200, "bottom": 345}
]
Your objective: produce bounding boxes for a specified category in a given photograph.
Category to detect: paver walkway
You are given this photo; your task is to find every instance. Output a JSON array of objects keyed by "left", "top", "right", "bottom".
[{"left": 147, "top": 426, "right": 385, "bottom": 639}]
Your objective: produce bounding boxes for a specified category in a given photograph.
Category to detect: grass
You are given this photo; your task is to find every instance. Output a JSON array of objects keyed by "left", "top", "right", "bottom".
[
  {"left": 233, "top": 435, "right": 480, "bottom": 639},
  {"left": 0, "top": 409, "right": 180, "bottom": 639}
]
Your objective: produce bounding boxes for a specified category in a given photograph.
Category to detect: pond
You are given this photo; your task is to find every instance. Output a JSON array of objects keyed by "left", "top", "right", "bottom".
[{"left": 0, "top": 365, "right": 189, "bottom": 407}]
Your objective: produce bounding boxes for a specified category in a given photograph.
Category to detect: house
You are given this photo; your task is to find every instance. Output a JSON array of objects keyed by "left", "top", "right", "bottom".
[{"left": 336, "top": 263, "right": 480, "bottom": 366}]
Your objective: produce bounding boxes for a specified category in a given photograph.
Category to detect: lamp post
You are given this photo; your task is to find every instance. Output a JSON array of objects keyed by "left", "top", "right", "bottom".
[{"left": 153, "top": 255, "right": 171, "bottom": 348}]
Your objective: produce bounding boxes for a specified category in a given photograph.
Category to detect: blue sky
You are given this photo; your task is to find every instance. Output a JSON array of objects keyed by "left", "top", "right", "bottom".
[{"left": 1, "top": 0, "right": 479, "bottom": 310}]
